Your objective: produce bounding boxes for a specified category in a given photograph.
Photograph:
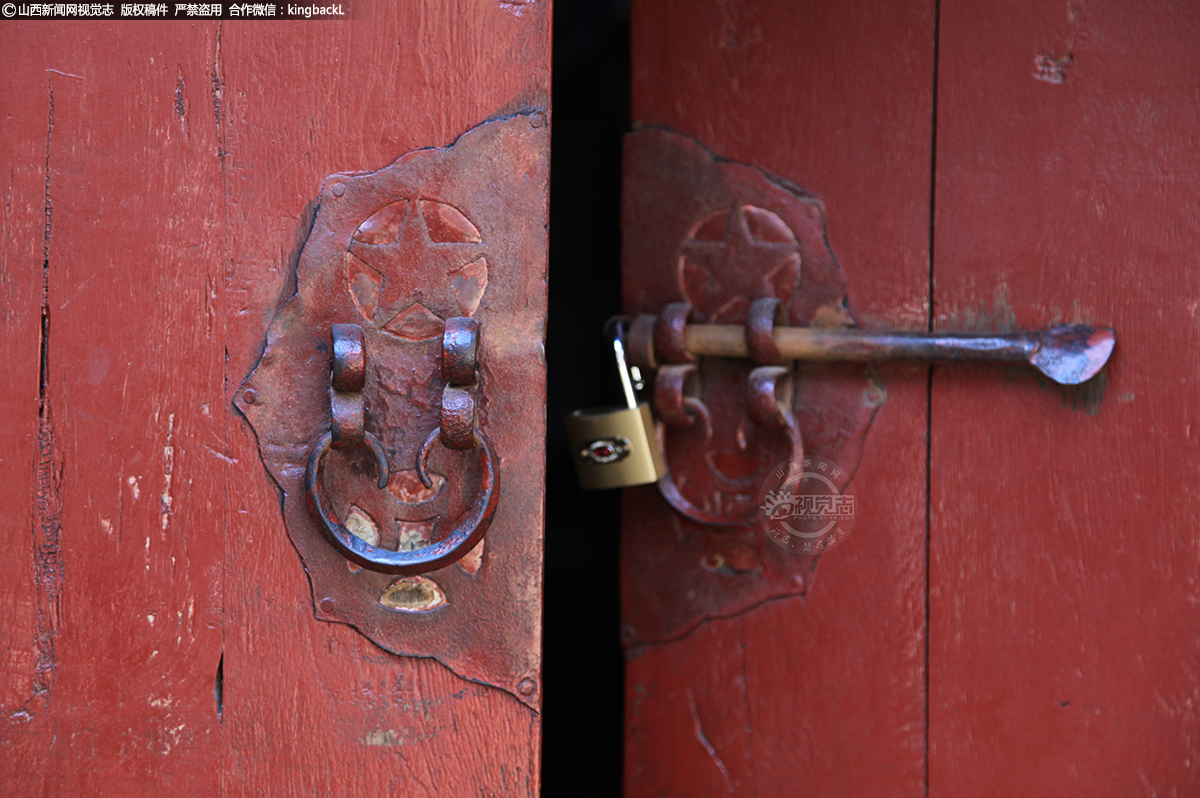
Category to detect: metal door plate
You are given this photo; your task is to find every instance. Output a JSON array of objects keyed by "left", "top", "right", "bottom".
[
  {"left": 237, "top": 113, "right": 549, "bottom": 709},
  {"left": 620, "top": 127, "right": 883, "bottom": 646}
]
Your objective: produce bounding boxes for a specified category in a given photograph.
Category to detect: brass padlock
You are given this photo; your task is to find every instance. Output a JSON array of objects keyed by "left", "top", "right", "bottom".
[{"left": 565, "top": 324, "right": 665, "bottom": 489}]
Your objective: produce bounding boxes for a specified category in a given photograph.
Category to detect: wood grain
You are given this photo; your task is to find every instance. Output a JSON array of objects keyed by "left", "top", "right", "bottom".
[
  {"left": 930, "top": 1, "right": 1200, "bottom": 794},
  {"left": 1, "top": 6, "right": 549, "bottom": 795},
  {"left": 0, "top": 21, "right": 56, "bottom": 789},
  {"left": 0, "top": 22, "right": 227, "bottom": 795},
  {"left": 220, "top": 8, "right": 549, "bottom": 793},
  {"left": 626, "top": 0, "right": 934, "bottom": 794}
]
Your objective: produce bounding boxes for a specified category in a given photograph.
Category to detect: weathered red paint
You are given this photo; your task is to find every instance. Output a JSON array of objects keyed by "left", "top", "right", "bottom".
[
  {"left": 1, "top": 6, "right": 548, "bottom": 795},
  {"left": 626, "top": 0, "right": 935, "bottom": 793},
  {"left": 1, "top": 25, "right": 226, "bottom": 795},
  {"left": 930, "top": 0, "right": 1200, "bottom": 794},
  {"left": 627, "top": 1, "right": 1197, "bottom": 796}
]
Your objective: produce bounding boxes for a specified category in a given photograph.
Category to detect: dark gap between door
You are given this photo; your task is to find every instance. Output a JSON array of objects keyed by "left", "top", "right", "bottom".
[{"left": 544, "top": 1, "right": 631, "bottom": 795}]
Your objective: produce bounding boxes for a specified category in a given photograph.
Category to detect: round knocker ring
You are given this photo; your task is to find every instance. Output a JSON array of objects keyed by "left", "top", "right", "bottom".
[{"left": 305, "top": 428, "right": 499, "bottom": 575}]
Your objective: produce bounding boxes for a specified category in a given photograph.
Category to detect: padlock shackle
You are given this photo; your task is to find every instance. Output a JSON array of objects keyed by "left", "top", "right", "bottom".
[{"left": 604, "top": 315, "right": 640, "bottom": 409}]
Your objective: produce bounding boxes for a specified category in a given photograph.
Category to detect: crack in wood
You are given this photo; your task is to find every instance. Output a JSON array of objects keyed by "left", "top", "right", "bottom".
[
  {"left": 27, "top": 83, "right": 62, "bottom": 716},
  {"left": 688, "top": 687, "right": 734, "bottom": 795}
]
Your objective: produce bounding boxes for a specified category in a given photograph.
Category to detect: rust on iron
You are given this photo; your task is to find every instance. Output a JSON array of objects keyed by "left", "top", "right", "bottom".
[
  {"left": 308, "top": 313, "right": 496, "bottom": 573},
  {"left": 744, "top": 297, "right": 786, "bottom": 365},
  {"left": 236, "top": 112, "right": 548, "bottom": 709},
  {"left": 621, "top": 127, "right": 883, "bottom": 645},
  {"left": 306, "top": 427, "right": 499, "bottom": 576},
  {"left": 649, "top": 357, "right": 804, "bottom": 528},
  {"left": 329, "top": 390, "right": 366, "bottom": 450},
  {"left": 677, "top": 322, "right": 1115, "bottom": 385},
  {"left": 330, "top": 323, "right": 366, "bottom": 391},
  {"left": 654, "top": 302, "right": 696, "bottom": 363},
  {"left": 626, "top": 313, "right": 659, "bottom": 370},
  {"left": 442, "top": 316, "right": 480, "bottom": 386},
  {"left": 330, "top": 324, "right": 368, "bottom": 451},
  {"left": 746, "top": 365, "right": 793, "bottom": 429},
  {"left": 619, "top": 127, "right": 1116, "bottom": 646},
  {"left": 653, "top": 363, "right": 701, "bottom": 428},
  {"left": 439, "top": 386, "right": 477, "bottom": 451},
  {"left": 438, "top": 318, "right": 482, "bottom": 451}
]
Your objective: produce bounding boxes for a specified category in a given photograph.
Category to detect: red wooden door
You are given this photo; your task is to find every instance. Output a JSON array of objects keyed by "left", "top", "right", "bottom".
[
  {"left": 623, "top": 1, "right": 1199, "bottom": 795},
  {"left": 1, "top": 6, "right": 549, "bottom": 795}
]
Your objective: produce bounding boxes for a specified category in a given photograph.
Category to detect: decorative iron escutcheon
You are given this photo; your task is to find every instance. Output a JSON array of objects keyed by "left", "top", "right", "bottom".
[
  {"left": 237, "top": 113, "right": 548, "bottom": 709},
  {"left": 620, "top": 127, "right": 885, "bottom": 645},
  {"left": 619, "top": 128, "right": 1114, "bottom": 647}
]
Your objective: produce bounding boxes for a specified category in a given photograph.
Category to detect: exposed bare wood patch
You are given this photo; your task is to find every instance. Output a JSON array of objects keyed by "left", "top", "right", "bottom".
[{"left": 379, "top": 576, "right": 448, "bottom": 613}]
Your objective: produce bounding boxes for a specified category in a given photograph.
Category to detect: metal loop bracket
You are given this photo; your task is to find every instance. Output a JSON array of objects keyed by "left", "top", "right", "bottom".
[
  {"left": 655, "top": 302, "right": 696, "bottom": 363},
  {"left": 745, "top": 297, "right": 786, "bottom": 366},
  {"left": 654, "top": 363, "right": 704, "bottom": 427}
]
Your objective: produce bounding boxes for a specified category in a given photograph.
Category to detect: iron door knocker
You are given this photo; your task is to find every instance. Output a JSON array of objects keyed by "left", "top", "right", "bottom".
[{"left": 304, "top": 320, "right": 499, "bottom": 575}]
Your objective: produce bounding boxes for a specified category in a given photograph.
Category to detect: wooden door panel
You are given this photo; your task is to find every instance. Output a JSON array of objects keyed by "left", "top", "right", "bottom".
[
  {"left": 931, "top": 1, "right": 1200, "bottom": 793},
  {"left": 1, "top": 7, "right": 549, "bottom": 795},
  {"left": 626, "top": 0, "right": 934, "bottom": 793},
  {"left": 216, "top": 13, "right": 548, "bottom": 795},
  {"left": 1, "top": 24, "right": 227, "bottom": 795},
  {"left": 0, "top": 29, "right": 51, "bottom": 763}
]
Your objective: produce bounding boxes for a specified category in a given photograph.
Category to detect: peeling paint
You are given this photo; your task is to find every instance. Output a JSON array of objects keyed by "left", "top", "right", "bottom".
[
  {"left": 397, "top": 519, "right": 433, "bottom": 551},
  {"left": 344, "top": 505, "right": 379, "bottom": 546},
  {"left": 940, "top": 287, "right": 1018, "bottom": 334},
  {"left": 174, "top": 67, "right": 187, "bottom": 132},
  {"left": 1034, "top": 51, "right": 1072, "bottom": 83},
  {"left": 362, "top": 728, "right": 437, "bottom": 747},
  {"left": 160, "top": 412, "right": 176, "bottom": 531},
  {"left": 379, "top": 576, "right": 448, "bottom": 613},
  {"left": 495, "top": 0, "right": 535, "bottom": 18},
  {"left": 457, "top": 538, "right": 485, "bottom": 575},
  {"left": 386, "top": 469, "right": 443, "bottom": 503}
]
